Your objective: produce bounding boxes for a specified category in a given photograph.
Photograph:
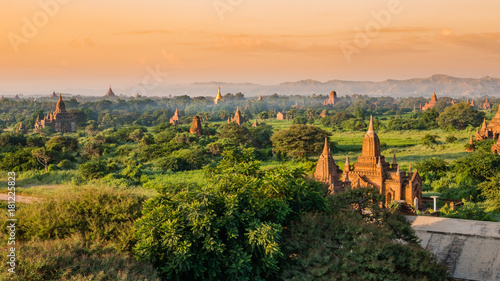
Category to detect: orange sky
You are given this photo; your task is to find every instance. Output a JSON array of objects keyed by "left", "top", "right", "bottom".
[{"left": 1, "top": 0, "right": 500, "bottom": 93}]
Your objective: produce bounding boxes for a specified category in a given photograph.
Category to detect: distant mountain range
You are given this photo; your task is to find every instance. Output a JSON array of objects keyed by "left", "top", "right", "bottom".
[
  {"left": 8, "top": 74, "right": 500, "bottom": 98},
  {"left": 125, "top": 74, "right": 500, "bottom": 98}
]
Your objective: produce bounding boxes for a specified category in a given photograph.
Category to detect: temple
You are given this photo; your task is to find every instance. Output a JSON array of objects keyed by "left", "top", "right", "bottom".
[
  {"left": 257, "top": 94, "right": 262, "bottom": 101},
  {"left": 465, "top": 136, "right": 475, "bottom": 152},
  {"left": 492, "top": 138, "right": 500, "bottom": 154},
  {"left": 190, "top": 116, "right": 203, "bottom": 136},
  {"left": 35, "top": 94, "right": 76, "bottom": 133},
  {"left": 421, "top": 92, "right": 438, "bottom": 110},
  {"left": 252, "top": 119, "right": 259, "bottom": 127},
  {"left": 230, "top": 107, "right": 245, "bottom": 125},
  {"left": 476, "top": 105, "right": 500, "bottom": 141},
  {"left": 105, "top": 86, "right": 116, "bottom": 97},
  {"left": 314, "top": 116, "right": 423, "bottom": 209},
  {"left": 16, "top": 122, "right": 28, "bottom": 134},
  {"left": 276, "top": 111, "right": 286, "bottom": 120},
  {"left": 214, "top": 87, "right": 223, "bottom": 104},
  {"left": 313, "top": 139, "right": 345, "bottom": 193},
  {"left": 323, "top": 91, "right": 337, "bottom": 106},
  {"left": 170, "top": 108, "right": 180, "bottom": 125},
  {"left": 481, "top": 98, "right": 491, "bottom": 110}
]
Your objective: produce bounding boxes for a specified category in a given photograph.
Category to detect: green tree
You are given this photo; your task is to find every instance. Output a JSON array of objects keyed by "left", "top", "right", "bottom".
[
  {"left": 291, "top": 116, "right": 307, "bottom": 125},
  {"left": 479, "top": 173, "right": 500, "bottom": 212},
  {"left": 421, "top": 134, "right": 438, "bottom": 147},
  {"left": 419, "top": 108, "right": 439, "bottom": 129},
  {"left": 46, "top": 135, "right": 78, "bottom": 152},
  {"left": 280, "top": 188, "right": 448, "bottom": 281},
  {"left": 271, "top": 125, "right": 331, "bottom": 159},
  {"left": 219, "top": 122, "right": 252, "bottom": 146},
  {"left": 78, "top": 160, "right": 107, "bottom": 180},
  {"left": 134, "top": 149, "right": 326, "bottom": 281},
  {"left": 129, "top": 129, "right": 145, "bottom": 143},
  {"left": 436, "top": 103, "right": 484, "bottom": 129},
  {"left": 31, "top": 148, "right": 53, "bottom": 172}
]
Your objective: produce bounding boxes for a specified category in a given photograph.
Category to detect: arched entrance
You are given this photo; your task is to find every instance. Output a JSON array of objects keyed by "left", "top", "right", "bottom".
[{"left": 386, "top": 192, "right": 392, "bottom": 205}]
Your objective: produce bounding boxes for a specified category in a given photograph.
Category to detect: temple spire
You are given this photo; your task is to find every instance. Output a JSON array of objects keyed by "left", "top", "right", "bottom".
[
  {"left": 361, "top": 115, "right": 381, "bottom": 158},
  {"left": 409, "top": 163, "right": 413, "bottom": 175},
  {"left": 345, "top": 155, "right": 350, "bottom": 171},
  {"left": 322, "top": 138, "right": 329, "bottom": 155},
  {"left": 55, "top": 93, "right": 66, "bottom": 113},
  {"left": 481, "top": 118, "right": 487, "bottom": 131}
]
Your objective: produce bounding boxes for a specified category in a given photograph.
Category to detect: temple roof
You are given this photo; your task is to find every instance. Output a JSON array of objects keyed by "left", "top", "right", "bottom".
[
  {"left": 430, "top": 92, "right": 437, "bottom": 102},
  {"left": 55, "top": 94, "right": 67, "bottom": 113},
  {"left": 106, "top": 86, "right": 116, "bottom": 97},
  {"left": 361, "top": 116, "right": 381, "bottom": 158},
  {"left": 214, "top": 86, "right": 223, "bottom": 103}
]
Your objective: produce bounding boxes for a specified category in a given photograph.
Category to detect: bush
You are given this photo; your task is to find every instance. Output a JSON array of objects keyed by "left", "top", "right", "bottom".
[
  {"left": 280, "top": 188, "right": 448, "bottom": 280},
  {"left": 446, "top": 135, "right": 457, "bottom": 143},
  {"left": 0, "top": 235, "right": 160, "bottom": 281},
  {"left": 291, "top": 116, "right": 307, "bottom": 125},
  {"left": 440, "top": 201, "right": 492, "bottom": 221},
  {"left": 9, "top": 186, "right": 147, "bottom": 251},
  {"left": 421, "top": 134, "right": 438, "bottom": 147},
  {"left": 134, "top": 149, "right": 327, "bottom": 280},
  {"left": 78, "top": 160, "right": 107, "bottom": 180}
]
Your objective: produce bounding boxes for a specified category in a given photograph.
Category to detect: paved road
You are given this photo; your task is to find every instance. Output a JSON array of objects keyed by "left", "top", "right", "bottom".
[{"left": 0, "top": 194, "right": 39, "bottom": 203}]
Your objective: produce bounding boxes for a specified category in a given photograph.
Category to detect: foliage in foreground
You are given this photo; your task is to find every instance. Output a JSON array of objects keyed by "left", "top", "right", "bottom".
[
  {"left": 134, "top": 150, "right": 447, "bottom": 281},
  {"left": 0, "top": 235, "right": 159, "bottom": 281},
  {"left": 3, "top": 186, "right": 147, "bottom": 251},
  {"left": 280, "top": 188, "right": 448, "bottom": 281},
  {"left": 134, "top": 149, "right": 327, "bottom": 281}
]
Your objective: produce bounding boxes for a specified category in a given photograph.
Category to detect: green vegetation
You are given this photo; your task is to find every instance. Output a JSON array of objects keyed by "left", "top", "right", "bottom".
[
  {"left": 134, "top": 150, "right": 446, "bottom": 280},
  {"left": 1, "top": 93, "right": 499, "bottom": 279}
]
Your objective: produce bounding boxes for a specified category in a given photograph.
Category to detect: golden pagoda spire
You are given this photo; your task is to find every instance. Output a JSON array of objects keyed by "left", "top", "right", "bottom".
[{"left": 214, "top": 86, "right": 223, "bottom": 104}]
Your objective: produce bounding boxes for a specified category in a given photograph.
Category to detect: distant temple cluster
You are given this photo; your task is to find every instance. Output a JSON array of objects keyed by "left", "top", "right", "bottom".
[
  {"left": 475, "top": 104, "right": 500, "bottom": 154},
  {"left": 35, "top": 94, "right": 76, "bottom": 133},
  {"left": 314, "top": 116, "right": 423, "bottom": 209},
  {"left": 481, "top": 98, "right": 491, "bottom": 110},
  {"left": 476, "top": 105, "right": 500, "bottom": 141}
]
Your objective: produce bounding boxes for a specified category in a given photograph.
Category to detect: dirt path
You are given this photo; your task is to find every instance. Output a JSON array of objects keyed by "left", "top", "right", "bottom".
[{"left": 0, "top": 194, "right": 39, "bottom": 204}]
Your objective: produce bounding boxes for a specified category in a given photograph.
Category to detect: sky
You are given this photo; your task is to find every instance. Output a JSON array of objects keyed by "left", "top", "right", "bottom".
[{"left": 1, "top": 0, "right": 500, "bottom": 93}]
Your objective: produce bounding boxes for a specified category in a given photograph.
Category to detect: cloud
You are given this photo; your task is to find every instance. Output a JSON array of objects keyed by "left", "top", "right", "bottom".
[
  {"left": 379, "top": 27, "right": 431, "bottom": 33},
  {"left": 118, "top": 30, "right": 172, "bottom": 35},
  {"left": 68, "top": 36, "right": 97, "bottom": 48},
  {"left": 438, "top": 31, "right": 500, "bottom": 52}
]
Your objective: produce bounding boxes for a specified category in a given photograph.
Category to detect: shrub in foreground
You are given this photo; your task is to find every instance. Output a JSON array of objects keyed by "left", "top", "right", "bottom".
[{"left": 0, "top": 235, "right": 159, "bottom": 281}]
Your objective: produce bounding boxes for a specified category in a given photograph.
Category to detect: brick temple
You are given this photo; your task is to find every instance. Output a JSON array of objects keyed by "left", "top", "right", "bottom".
[
  {"left": 35, "top": 94, "right": 76, "bottom": 133},
  {"left": 314, "top": 116, "right": 423, "bottom": 209},
  {"left": 476, "top": 104, "right": 500, "bottom": 141},
  {"left": 421, "top": 92, "right": 438, "bottom": 111}
]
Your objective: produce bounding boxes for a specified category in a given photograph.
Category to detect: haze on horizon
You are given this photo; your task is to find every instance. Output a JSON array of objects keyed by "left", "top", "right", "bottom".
[{"left": 1, "top": 0, "right": 500, "bottom": 93}]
